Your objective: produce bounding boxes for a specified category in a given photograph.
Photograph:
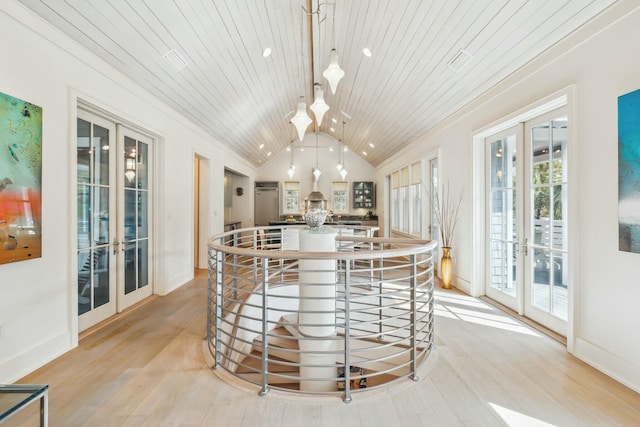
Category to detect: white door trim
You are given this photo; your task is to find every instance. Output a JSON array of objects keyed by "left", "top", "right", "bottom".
[{"left": 471, "top": 86, "right": 576, "bottom": 345}]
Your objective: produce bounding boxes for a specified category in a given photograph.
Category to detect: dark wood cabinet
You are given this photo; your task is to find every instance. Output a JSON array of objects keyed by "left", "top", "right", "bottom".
[{"left": 353, "top": 181, "right": 375, "bottom": 209}]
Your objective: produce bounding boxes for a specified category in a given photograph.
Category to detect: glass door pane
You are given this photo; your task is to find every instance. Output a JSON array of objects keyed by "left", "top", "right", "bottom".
[
  {"left": 527, "top": 115, "right": 568, "bottom": 326},
  {"left": 488, "top": 133, "right": 518, "bottom": 297},
  {"left": 486, "top": 127, "right": 522, "bottom": 311},
  {"left": 77, "top": 114, "right": 116, "bottom": 326},
  {"left": 118, "top": 127, "right": 152, "bottom": 308}
]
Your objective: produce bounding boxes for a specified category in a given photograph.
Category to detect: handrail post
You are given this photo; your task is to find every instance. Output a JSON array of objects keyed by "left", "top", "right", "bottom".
[
  {"left": 410, "top": 254, "right": 419, "bottom": 381},
  {"left": 214, "top": 248, "right": 224, "bottom": 369},
  {"left": 429, "top": 248, "right": 436, "bottom": 350},
  {"left": 206, "top": 245, "right": 214, "bottom": 342},
  {"left": 378, "top": 242, "right": 384, "bottom": 341},
  {"left": 343, "top": 260, "right": 352, "bottom": 403},
  {"left": 253, "top": 230, "right": 258, "bottom": 283},
  {"left": 259, "top": 256, "right": 270, "bottom": 396}
]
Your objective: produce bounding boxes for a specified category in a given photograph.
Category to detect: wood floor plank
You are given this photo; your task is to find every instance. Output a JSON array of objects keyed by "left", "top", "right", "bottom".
[{"left": 9, "top": 270, "right": 640, "bottom": 427}]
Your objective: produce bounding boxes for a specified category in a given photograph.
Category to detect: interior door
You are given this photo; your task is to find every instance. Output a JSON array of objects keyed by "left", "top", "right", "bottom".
[
  {"left": 77, "top": 112, "right": 117, "bottom": 331},
  {"left": 77, "top": 112, "right": 153, "bottom": 331},
  {"left": 117, "top": 125, "right": 153, "bottom": 310}
]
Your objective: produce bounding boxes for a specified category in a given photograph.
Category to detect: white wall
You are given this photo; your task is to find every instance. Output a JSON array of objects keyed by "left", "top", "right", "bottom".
[
  {"left": 224, "top": 170, "right": 251, "bottom": 228},
  {"left": 376, "top": 1, "right": 640, "bottom": 392},
  {"left": 0, "top": 2, "right": 256, "bottom": 382},
  {"left": 257, "top": 132, "right": 376, "bottom": 216}
]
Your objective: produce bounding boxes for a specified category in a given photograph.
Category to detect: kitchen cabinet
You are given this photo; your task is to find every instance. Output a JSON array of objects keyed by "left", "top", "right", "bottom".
[{"left": 353, "top": 181, "right": 375, "bottom": 209}]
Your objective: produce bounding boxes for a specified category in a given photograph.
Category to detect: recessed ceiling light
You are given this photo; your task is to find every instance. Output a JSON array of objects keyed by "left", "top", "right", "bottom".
[
  {"left": 259, "top": 144, "right": 264, "bottom": 149},
  {"left": 362, "top": 151, "right": 368, "bottom": 156},
  {"left": 301, "top": 148, "right": 305, "bottom": 152},
  {"left": 363, "top": 48, "right": 372, "bottom": 57},
  {"left": 267, "top": 152, "right": 272, "bottom": 157},
  {"left": 330, "top": 127, "right": 335, "bottom": 132},
  {"left": 343, "top": 147, "right": 348, "bottom": 152},
  {"left": 162, "top": 49, "right": 188, "bottom": 71},
  {"left": 262, "top": 47, "right": 272, "bottom": 58},
  {"left": 329, "top": 147, "right": 333, "bottom": 152},
  {"left": 332, "top": 118, "right": 337, "bottom": 123},
  {"left": 286, "top": 146, "right": 290, "bottom": 152},
  {"left": 369, "top": 143, "right": 375, "bottom": 148}
]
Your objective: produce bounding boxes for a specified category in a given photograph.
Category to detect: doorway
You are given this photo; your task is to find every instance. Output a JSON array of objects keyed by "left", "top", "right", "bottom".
[
  {"left": 194, "top": 155, "right": 210, "bottom": 270},
  {"left": 484, "top": 107, "right": 568, "bottom": 336},
  {"left": 76, "top": 109, "right": 154, "bottom": 331}
]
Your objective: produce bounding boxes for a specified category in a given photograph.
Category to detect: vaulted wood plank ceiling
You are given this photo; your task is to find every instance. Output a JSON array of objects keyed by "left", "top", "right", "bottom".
[{"left": 18, "top": 0, "right": 615, "bottom": 167}]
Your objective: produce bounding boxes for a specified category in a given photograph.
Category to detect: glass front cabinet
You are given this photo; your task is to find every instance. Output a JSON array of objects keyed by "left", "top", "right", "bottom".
[{"left": 353, "top": 181, "right": 375, "bottom": 209}]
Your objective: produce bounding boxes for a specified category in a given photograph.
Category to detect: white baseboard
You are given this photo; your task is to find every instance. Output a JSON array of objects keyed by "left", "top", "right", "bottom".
[
  {"left": 573, "top": 337, "right": 640, "bottom": 394},
  {"left": 0, "top": 331, "right": 72, "bottom": 383},
  {"left": 161, "top": 270, "right": 195, "bottom": 295},
  {"left": 453, "top": 275, "right": 472, "bottom": 295}
]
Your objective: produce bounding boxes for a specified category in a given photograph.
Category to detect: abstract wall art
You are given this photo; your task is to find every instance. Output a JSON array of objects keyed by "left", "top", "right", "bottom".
[
  {"left": 618, "top": 88, "right": 640, "bottom": 254},
  {"left": 0, "top": 91, "right": 42, "bottom": 264}
]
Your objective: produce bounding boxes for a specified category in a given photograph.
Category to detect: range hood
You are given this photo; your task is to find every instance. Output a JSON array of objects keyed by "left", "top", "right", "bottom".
[{"left": 305, "top": 167, "right": 326, "bottom": 210}]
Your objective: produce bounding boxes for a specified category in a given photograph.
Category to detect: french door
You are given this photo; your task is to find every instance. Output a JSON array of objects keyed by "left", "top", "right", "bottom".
[
  {"left": 486, "top": 108, "right": 568, "bottom": 335},
  {"left": 77, "top": 110, "right": 153, "bottom": 331}
]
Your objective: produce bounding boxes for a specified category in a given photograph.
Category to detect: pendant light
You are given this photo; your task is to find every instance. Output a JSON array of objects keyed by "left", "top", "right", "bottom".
[
  {"left": 310, "top": 12, "right": 329, "bottom": 126},
  {"left": 324, "top": 49, "right": 345, "bottom": 94},
  {"left": 310, "top": 83, "right": 329, "bottom": 126},
  {"left": 291, "top": 97, "right": 312, "bottom": 142},
  {"left": 287, "top": 146, "right": 296, "bottom": 179},
  {"left": 323, "top": 4, "right": 344, "bottom": 94},
  {"left": 286, "top": 124, "right": 296, "bottom": 179},
  {"left": 291, "top": 8, "right": 312, "bottom": 142},
  {"left": 339, "top": 120, "right": 348, "bottom": 179},
  {"left": 312, "top": 131, "right": 322, "bottom": 179}
]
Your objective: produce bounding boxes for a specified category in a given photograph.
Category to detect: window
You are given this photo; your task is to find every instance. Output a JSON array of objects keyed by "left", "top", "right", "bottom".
[
  {"left": 411, "top": 162, "right": 421, "bottom": 235},
  {"left": 283, "top": 181, "right": 300, "bottom": 214},
  {"left": 401, "top": 167, "right": 410, "bottom": 232},
  {"left": 392, "top": 171, "right": 400, "bottom": 230},
  {"left": 391, "top": 162, "right": 424, "bottom": 236},
  {"left": 331, "top": 181, "right": 348, "bottom": 213}
]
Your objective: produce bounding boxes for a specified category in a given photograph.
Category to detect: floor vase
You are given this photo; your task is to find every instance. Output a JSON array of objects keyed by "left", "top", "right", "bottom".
[{"left": 441, "top": 247, "right": 453, "bottom": 289}]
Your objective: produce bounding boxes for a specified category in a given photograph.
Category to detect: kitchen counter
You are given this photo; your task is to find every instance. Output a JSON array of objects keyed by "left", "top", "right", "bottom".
[{"left": 268, "top": 221, "right": 362, "bottom": 226}]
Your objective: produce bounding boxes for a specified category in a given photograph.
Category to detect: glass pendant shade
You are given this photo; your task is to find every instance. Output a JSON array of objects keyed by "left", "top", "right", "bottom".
[
  {"left": 287, "top": 163, "right": 295, "bottom": 179},
  {"left": 323, "top": 49, "right": 345, "bottom": 94},
  {"left": 336, "top": 163, "right": 342, "bottom": 171},
  {"left": 310, "top": 87, "right": 330, "bottom": 126},
  {"left": 291, "top": 102, "right": 312, "bottom": 142},
  {"left": 339, "top": 168, "right": 348, "bottom": 179},
  {"left": 125, "top": 169, "right": 136, "bottom": 183},
  {"left": 312, "top": 167, "right": 322, "bottom": 180}
]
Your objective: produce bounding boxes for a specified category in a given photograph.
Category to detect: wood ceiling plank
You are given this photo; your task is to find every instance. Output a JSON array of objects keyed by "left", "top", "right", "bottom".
[{"left": 16, "top": 0, "right": 617, "bottom": 166}]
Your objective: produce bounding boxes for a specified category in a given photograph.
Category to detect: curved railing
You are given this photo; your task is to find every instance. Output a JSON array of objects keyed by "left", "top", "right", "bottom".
[{"left": 207, "top": 224, "right": 437, "bottom": 402}]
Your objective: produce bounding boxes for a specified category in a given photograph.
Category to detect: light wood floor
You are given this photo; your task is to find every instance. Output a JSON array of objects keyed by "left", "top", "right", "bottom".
[{"left": 10, "top": 270, "right": 640, "bottom": 426}]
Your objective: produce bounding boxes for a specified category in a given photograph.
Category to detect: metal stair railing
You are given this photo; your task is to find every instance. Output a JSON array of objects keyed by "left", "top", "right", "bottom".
[{"left": 207, "top": 225, "right": 437, "bottom": 402}]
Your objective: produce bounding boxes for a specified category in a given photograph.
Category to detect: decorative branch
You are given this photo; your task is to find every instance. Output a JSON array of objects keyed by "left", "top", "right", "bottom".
[{"left": 422, "top": 180, "right": 462, "bottom": 248}]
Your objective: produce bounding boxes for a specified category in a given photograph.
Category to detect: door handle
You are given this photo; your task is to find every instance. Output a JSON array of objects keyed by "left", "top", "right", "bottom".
[
  {"left": 112, "top": 238, "right": 120, "bottom": 255},
  {"left": 522, "top": 237, "right": 528, "bottom": 256}
]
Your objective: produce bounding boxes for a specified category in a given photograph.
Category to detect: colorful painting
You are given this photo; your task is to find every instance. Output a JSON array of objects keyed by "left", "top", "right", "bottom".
[
  {"left": 618, "top": 89, "right": 640, "bottom": 253},
  {"left": 0, "top": 91, "right": 42, "bottom": 264}
]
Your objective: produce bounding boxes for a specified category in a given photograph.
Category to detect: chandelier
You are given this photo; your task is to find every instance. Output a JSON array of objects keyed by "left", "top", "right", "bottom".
[{"left": 290, "top": 1, "right": 344, "bottom": 142}]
